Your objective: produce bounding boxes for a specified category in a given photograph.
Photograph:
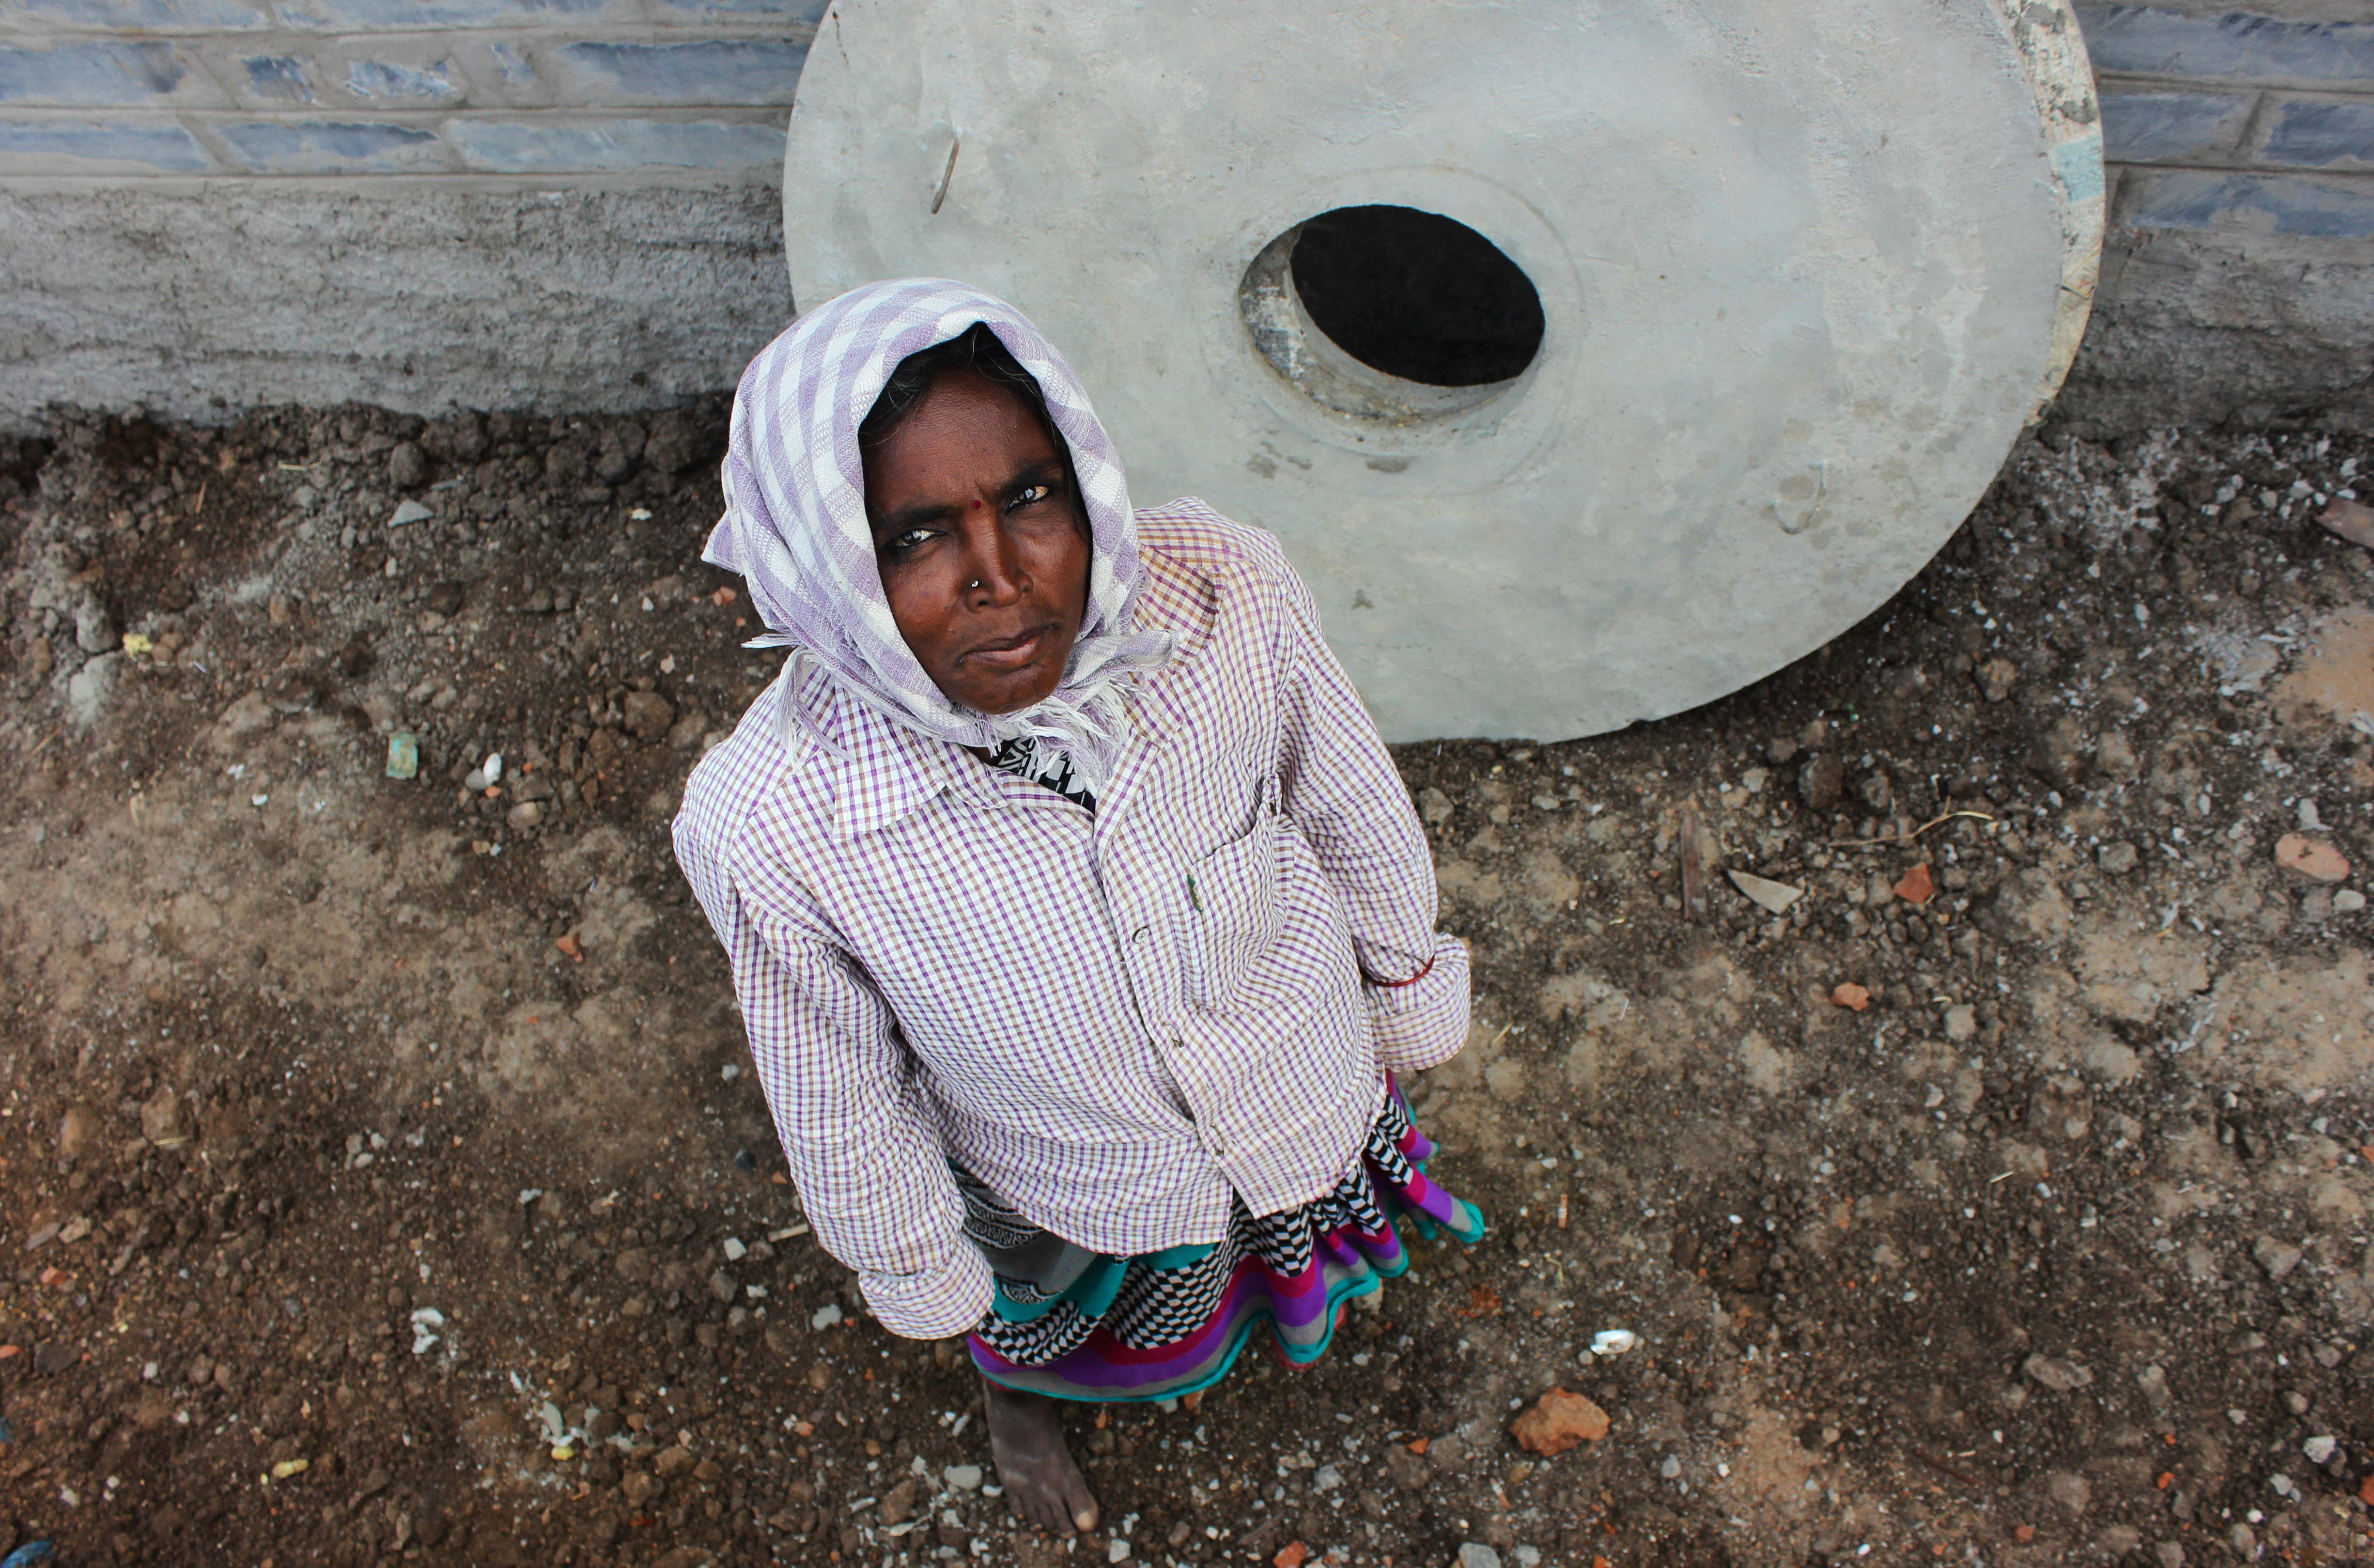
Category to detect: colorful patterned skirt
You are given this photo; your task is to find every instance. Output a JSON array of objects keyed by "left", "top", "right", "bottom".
[{"left": 963, "top": 1077, "right": 1487, "bottom": 1403}]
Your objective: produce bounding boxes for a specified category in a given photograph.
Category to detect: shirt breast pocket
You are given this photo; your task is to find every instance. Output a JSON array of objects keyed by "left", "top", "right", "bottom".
[{"left": 1185, "top": 775, "right": 1285, "bottom": 1011}]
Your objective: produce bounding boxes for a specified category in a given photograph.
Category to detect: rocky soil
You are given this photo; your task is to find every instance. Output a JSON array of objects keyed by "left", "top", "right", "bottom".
[{"left": 0, "top": 404, "right": 2368, "bottom": 1568}]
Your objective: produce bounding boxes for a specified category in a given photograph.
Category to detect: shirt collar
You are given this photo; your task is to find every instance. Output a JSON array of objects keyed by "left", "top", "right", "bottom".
[{"left": 796, "top": 646, "right": 1189, "bottom": 840}]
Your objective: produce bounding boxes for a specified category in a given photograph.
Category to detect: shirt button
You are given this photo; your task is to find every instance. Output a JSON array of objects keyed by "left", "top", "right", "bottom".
[{"left": 1133, "top": 926, "right": 1150, "bottom": 944}]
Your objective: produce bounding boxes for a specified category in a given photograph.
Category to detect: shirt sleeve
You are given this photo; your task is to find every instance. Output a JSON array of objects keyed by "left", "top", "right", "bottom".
[
  {"left": 1269, "top": 559, "right": 1473, "bottom": 1075},
  {"left": 675, "top": 820, "right": 993, "bottom": 1339}
]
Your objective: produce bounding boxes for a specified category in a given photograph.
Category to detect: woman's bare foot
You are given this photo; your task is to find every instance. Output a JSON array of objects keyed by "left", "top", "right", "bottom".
[{"left": 981, "top": 1376, "right": 1099, "bottom": 1536}]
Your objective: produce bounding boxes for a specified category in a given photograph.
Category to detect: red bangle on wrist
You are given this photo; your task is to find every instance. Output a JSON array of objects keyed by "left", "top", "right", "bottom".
[{"left": 1361, "top": 953, "right": 1436, "bottom": 989}]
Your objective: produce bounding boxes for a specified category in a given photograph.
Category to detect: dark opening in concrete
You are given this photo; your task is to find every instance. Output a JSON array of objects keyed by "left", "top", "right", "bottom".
[{"left": 1288, "top": 206, "right": 1544, "bottom": 388}]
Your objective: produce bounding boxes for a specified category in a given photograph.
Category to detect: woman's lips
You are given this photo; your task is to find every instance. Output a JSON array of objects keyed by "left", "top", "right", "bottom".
[{"left": 962, "top": 627, "right": 1050, "bottom": 671}]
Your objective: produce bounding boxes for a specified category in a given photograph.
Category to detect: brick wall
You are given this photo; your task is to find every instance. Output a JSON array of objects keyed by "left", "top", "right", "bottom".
[
  {"left": 2052, "top": 6, "right": 2372, "bottom": 430},
  {"left": 0, "top": 3, "right": 2364, "bottom": 431},
  {"left": 2085, "top": 6, "right": 2374, "bottom": 221},
  {"left": 0, "top": 0, "right": 823, "bottom": 181}
]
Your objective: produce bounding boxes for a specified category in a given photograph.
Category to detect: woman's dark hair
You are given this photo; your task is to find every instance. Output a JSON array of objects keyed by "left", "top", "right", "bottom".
[{"left": 858, "top": 321, "right": 1060, "bottom": 450}]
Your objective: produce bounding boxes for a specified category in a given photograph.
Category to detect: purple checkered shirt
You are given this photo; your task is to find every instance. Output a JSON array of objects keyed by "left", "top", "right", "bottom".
[{"left": 674, "top": 504, "right": 1469, "bottom": 1338}]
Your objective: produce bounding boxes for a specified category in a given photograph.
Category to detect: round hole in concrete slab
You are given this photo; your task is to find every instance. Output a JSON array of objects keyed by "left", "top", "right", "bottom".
[
  {"left": 1294, "top": 205, "right": 1545, "bottom": 385},
  {"left": 1240, "top": 205, "right": 1544, "bottom": 423}
]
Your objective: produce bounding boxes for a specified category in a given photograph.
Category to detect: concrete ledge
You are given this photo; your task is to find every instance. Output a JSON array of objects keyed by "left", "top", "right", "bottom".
[
  {"left": 2054, "top": 166, "right": 2374, "bottom": 432},
  {"left": 0, "top": 182, "right": 793, "bottom": 433}
]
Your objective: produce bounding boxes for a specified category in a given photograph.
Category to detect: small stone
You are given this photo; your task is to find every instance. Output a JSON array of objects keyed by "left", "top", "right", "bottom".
[
  {"left": 1418, "top": 786, "right": 1454, "bottom": 827},
  {"left": 2154, "top": 1542, "right": 2185, "bottom": 1568},
  {"left": 2030, "top": 714, "right": 2089, "bottom": 789},
  {"left": 1508, "top": 1389, "right": 1610, "bottom": 1456},
  {"left": 1892, "top": 863, "right": 1936, "bottom": 905},
  {"left": 2302, "top": 1435, "right": 2337, "bottom": 1465},
  {"left": 1455, "top": 1546, "right": 1502, "bottom": 1568},
  {"left": 2095, "top": 1525, "right": 2141, "bottom": 1555},
  {"left": 74, "top": 590, "right": 119, "bottom": 654},
  {"left": 388, "top": 441, "right": 428, "bottom": 489},
  {"left": 139, "top": 1087, "right": 189, "bottom": 1146},
  {"left": 621, "top": 1470, "right": 664, "bottom": 1507},
  {"left": 1858, "top": 772, "right": 1893, "bottom": 812},
  {"left": 2335, "top": 889, "right": 2366, "bottom": 913},
  {"left": 1942, "top": 1004, "right": 1977, "bottom": 1042},
  {"left": 2021, "top": 1353, "right": 2094, "bottom": 1392},
  {"left": 2097, "top": 841, "right": 2140, "bottom": 875},
  {"left": 810, "top": 1303, "right": 842, "bottom": 1331},
  {"left": 2251, "top": 1235, "right": 2303, "bottom": 1281},
  {"left": 879, "top": 1476, "right": 919, "bottom": 1526},
  {"left": 653, "top": 1445, "right": 696, "bottom": 1479},
  {"left": 623, "top": 690, "right": 677, "bottom": 742},
  {"left": 943, "top": 1464, "right": 984, "bottom": 1491},
  {"left": 66, "top": 652, "right": 122, "bottom": 730},
  {"left": 2274, "top": 834, "right": 2349, "bottom": 884},
  {"left": 1658, "top": 1454, "right": 1682, "bottom": 1479},
  {"left": 1798, "top": 755, "right": 1845, "bottom": 811},
  {"left": 1382, "top": 1446, "right": 1429, "bottom": 1490},
  {"left": 707, "top": 1269, "right": 734, "bottom": 1304},
  {"left": 2095, "top": 730, "right": 2139, "bottom": 781},
  {"left": 388, "top": 499, "right": 433, "bottom": 528},
  {"left": 2047, "top": 1471, "right": 2092, "bottom": 1514},
  {"left": 1831, "top": 982, "right": 1872, "bottom": 1012},
  {"left": 57, "top": 1103, "right": 103, "bottom": 1164},
  {"left": 1727, "top": 870, "right": 1802, "bottom": 915},
  {"left": 506, "top": 801, "right": 544, "bottom": 831},
  {"left": 1975, "top": 657, "right": 2019, "bottom": 702},
  {"left": 1311, "top": 1463, "right": 1342, "bottom": 1492},
  {"left": 722, "top": 1237, "right": 747, "bottom": 1261}
]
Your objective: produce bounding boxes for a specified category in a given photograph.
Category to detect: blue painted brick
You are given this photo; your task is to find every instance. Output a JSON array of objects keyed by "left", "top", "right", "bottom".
[
  {"left": 2077, "top": 7, "right": 2374, "bottom": 85},
  {"left": 272, "top": 0, "right": 619, "bottom": 31},
  {"left": 345, "top": 57, "right": 465, "bottom": 105},
  {"left": 549, "top": 39, "right": 807, "bottom": 106},
  {"left": 2260, "top": 97, "right": 2374, "bottom": 171},
  {"left": 0, "top": 0, "right": 271, "bottom": 30},
  {"left": 243, "top": 57, "right": 318, "bottom": 106},
  {"left": 0, "top": 116, "right": 214, "bottom": 172},
  {"left": 445, "top": 114, "right": 782, "bottom": 173},
  {"left": 2123, "top": 168, "right": 2374, "bottom": 239},
  {"left": 482, "top": 42, "right": 536, "bottom": 93},
  {"left": 2098, "top": 89, "right": 2252, "bottom": 163},
  {"left": 214, "top": 118, "right": 445, "bottom": 173},
  {"left": 0, "top": 41, "right": 196, "bottom": 108}
]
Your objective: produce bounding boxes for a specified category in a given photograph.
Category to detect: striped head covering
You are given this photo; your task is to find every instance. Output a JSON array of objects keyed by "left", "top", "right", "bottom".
[{"left": 705, "top": 279, "right": 1172, "bottom": 792}]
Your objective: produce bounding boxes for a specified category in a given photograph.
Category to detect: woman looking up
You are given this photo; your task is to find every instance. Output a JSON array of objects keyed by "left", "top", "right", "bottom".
[{"left": 676, "top": 279, "right": 1484, "bottom": 1537}]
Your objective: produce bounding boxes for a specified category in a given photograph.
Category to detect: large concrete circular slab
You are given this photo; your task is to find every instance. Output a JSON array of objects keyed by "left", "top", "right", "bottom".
[{"left": 783, "top": 0, "right": 2101, "bottom": 741}]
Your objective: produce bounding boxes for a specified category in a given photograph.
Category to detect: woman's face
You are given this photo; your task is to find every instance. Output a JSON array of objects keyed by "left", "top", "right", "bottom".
[{"left": 861, "top": 368, "right": 1092, "bottom": 716}]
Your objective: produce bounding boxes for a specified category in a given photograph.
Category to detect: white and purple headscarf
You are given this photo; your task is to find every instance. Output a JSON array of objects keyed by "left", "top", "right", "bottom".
[{"left": 705, "top": 279, "right": 1172, "bottom": 793}]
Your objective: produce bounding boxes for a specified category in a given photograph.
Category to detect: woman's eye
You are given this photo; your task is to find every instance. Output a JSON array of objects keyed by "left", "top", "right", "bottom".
[
  {"left": 884, "top": 528, "right": 935, "bottom": 554},
  {"left": 1011, "top": 482, "right": 1053, "bottom": 508}
]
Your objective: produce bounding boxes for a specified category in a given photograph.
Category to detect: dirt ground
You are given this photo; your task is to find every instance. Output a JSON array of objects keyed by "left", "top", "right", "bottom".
[{"left": 0, "top": 402, "right": 2368, "bottom": 1568}]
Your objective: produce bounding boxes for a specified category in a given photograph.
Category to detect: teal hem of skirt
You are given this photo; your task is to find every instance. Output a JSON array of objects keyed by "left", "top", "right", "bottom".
[{"left": 978, "top": 1212, "right": 1485, "bottom": 1405}]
